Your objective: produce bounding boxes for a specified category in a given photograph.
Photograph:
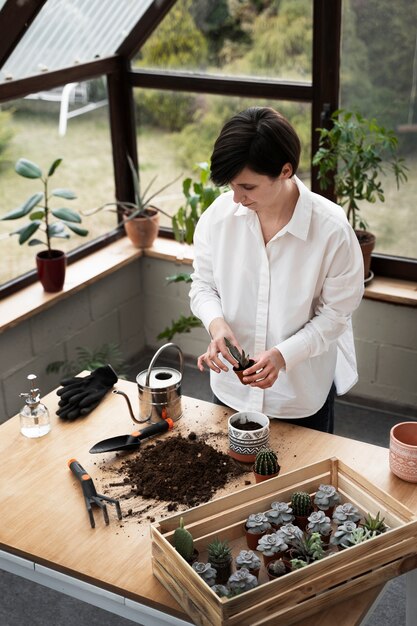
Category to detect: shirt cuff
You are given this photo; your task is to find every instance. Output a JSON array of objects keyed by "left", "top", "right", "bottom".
[
  {"left": 276, "top": 334, "right": 310, "bottom": 372},
  {"left": 198, "top": 302, "right": 225, "bottom": 332}
]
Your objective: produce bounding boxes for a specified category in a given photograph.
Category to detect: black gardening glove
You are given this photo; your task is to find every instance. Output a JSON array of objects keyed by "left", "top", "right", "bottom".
[{"left": 56, "top": 364, "right": 118, "bottom": 420}]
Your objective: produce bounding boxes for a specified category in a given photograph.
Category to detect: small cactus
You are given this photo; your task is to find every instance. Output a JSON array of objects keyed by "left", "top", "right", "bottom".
[
  {"left": 224, "top": 337, "right": 251, "bottom": 369},
  {"left": 268, "top": 559, "right": 289, "bottom": 577},
  {"left": 173, "top": 517, "right": 194, "bottom": 561},
  {"left": 254, "top": 449, "right": 280, "bottom": 476},
  {"left": 291, "top": 491, "right": 313, "bottom": 517}
]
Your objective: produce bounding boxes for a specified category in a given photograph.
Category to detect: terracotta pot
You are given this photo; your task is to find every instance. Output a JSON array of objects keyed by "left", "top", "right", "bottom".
[
  {"left": 244, "top": 525, "right": 267, "bottom": 551},
  {"left": 356, "top": 229, "right": 375, "bottom": 280},
  {"left": 233, "top": 359, "right": 256, "bottom": 385},
  {"left": 228, "top": 411, "right": 270, "bottom": 463},
  {"left": 389, "top": 421, "right": 417, "bottom": 483},
  {"left": 253, "top": 470, "right": 280, "bottom": 484},
  {"left": 266, "top": 559, "right": 292, "bottom": 581},
  {"left": 36, "top": 250, "right": 66, "bottom": 292},
  {"left": 262, "top": 551, "right": 285, "bottom": 567},
  {"left": 123, "top": 208, "right": 159, "bottom": 248}
]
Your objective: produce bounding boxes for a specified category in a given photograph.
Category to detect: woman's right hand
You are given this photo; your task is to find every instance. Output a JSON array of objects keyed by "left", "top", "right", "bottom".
[{"left": 197, "top": 318, "right": 241, "bottom": 373}]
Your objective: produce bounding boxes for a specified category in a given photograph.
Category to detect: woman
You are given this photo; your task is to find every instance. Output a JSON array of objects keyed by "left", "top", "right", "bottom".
[{"left": 189, "top": 107, "right": 364, "bottom": 433}]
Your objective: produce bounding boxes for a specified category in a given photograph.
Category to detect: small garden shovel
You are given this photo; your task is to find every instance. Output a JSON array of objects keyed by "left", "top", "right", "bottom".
[{"left": 89, "top": 418, "right": 174, "bottom": 454}]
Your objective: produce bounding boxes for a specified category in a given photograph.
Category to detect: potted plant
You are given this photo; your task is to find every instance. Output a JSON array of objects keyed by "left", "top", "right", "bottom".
[
  {"left": 173, "top": 517, "right": 198, "bottom": 564},
  {"left": 244, "top": 513, "right": 271, "bottom": 551},
  {"left": 278, "top": 523, "right": 304, "bottom": 545},
  {"left": 226, "top": 568, "right": 258, "bottom": 594},
  {"left": 253, "top": 448, "right": 280, "bottom": 483},
  {"left": 192, "top": 561, "right": 217, "bottom": 586},
  {"left": 224, "top": 338, "right": 255, "bottom": 385},
  {"left": 288, "top": 531, "right": 326, "bottom": 563},
  {"left": 1, "top": 157, "right": 88, "bottom": 292},
  {"left": 313, "top": 109, "right": 408, "bottom": 280},
  {"left": 332, "top": 503, "right": 362, "bottom": 526},
  {"left": 265, "top": 501, "right": 294, "bottom": 529},
  {"left": 211, "top": 584, "right": 230, "bottom": 598},
  {"left": 207, "top": 537, "right": 232, "bottom": 585},
  {"left": 235, "top": 550, "right": 261, "bottom": 579},
  {"left": 339, "top": 527, "right": 377, "bottom": 549},
  {"left": 306, "top": 510, "right": 332, "bottom": 544},
  {"left": 228, "top": 411, "right": 270, "bottom": 463},
  {"left": 85, "top": 155, "right": 179, "bottom": 249},
  {"left": 313, "top": 484, "right": 341, "bottom": 516},
  {"left": 266, "top": 558, "right": 292, "bottom": 581},
  {"left": 363, "top": 511, "right": 388, "bottom": 535},
  {"left": 290, "top": 491, "right": 314, "bottom": 530},
  {"left": 256, "top": 531, "right": 289, "bottom": 566},
  {"left": 330, "top": 520, "right": 359, "bottom": 549}
]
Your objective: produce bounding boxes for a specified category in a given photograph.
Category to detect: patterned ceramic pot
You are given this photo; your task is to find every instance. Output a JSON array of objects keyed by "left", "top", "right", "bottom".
[
  {"left": 228, "top": 411, "right": 269, "bottom": 463},
  {"left": 389, "top": 422, "right": 417, "bottom": 483}
]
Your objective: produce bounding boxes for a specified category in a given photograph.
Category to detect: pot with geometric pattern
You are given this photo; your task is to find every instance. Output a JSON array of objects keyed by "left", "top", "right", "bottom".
[{"left": 228, "top": 411, "right": 269, "bottom": 463}]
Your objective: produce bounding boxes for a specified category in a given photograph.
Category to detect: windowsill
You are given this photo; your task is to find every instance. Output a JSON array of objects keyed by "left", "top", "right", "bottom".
[{"left": 0, "top": 236, "right": 415, "bottom": 334}]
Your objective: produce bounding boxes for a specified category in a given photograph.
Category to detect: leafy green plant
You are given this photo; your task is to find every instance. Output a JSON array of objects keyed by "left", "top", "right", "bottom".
[
  {"left": 0, "top": 157, "right": 88, "bottom": 256},
  {"left": 46, "top": 344, "right": 128, "bottom": 379},
  {"left": 313, "top": 109, "right": 408, "bottom": 231}
]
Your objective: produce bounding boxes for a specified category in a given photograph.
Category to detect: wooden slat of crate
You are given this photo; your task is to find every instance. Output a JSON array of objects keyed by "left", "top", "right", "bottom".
[
  {"left": 152, "top": 457, "right": 417, "bottom": 626},
  {"left": 337, "top": 480, "right": 405, "bottom": 528}
]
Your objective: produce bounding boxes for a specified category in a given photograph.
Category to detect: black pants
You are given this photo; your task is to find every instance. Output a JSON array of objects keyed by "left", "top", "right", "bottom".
[{"left": 212, "top": 384, "right": 335, "bottom": 434}]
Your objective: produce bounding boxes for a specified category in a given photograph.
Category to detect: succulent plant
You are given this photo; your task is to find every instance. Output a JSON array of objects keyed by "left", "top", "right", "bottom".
[
  {"left": 340, "top": 527, "right": 377, "bottom": 548},
  {"left": 363, "top": 511, "right": 387, "bottom": 534},
  {"left": 266, "top": 502, "right": 295, "bottom": 527},
  {"left": 306, "top": 511, "right": 332, "bottom": 537},
  {"left": 224, "top": 337, "right": 251, "bottom": 369},
  {"left": 267, "top": 558, "right": 290, "bottom": 577},
  {"left": 256, "top": 531, "right": 289, "bottom": 556},
  {"left": 332, "top": 503, "right": 362, "bottom": 525},
  {"left": 227, "top": 567, "right": 258, "bottom": 593},
  {"left": 289, "top": 531, "right": 326, "bottom": 563},
  {"left": 279, "top": 523, "right": 304, "bottom": 543},
  {"left": 235, "top": 550, "right": 261, "bottom": 571},
  {"left": 330, "top": 520, "right": 359, "bottom": 547},
  {"left": 173, "top": 517, "right": 194, "bottom": 561},
  {"left": 253, "top": 449, "right": 280, "bottom": 476},
  {"left": 313, "top": 484, "right": 341, "bottom": 511},
  {"left": 245, "top": 513, "right": 271, "bottom": 534},
  {"left": 290, "top": 558, "right": 308, "bottom": 569},
  {"left": 211, "top": 584, "right": 230, "bottom": 597},
  {"left": 192, "top": 561, "right": 217, "bottom": 586},
  {"left": 207, "top": 537, "right": 232, "bottom": 561},
  {"left": 291, "top": 492, "right": 313, "bottom": 517}
]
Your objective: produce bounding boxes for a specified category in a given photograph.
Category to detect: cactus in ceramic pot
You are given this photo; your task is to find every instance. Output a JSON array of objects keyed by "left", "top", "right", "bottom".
[
  {"left": 313, "top": 484, "right": 341, "bottom": 512},
  {"left": 227, "top": 567, "right": 258, "bottom": 593},
  {"left": 173, "top": 517, "right": 194, "bottom": 561},
  {"left": 192, "top": 562, "right": 217, "bottom": 586},
  {"left": 306, "top": 510, "right": 332, "bottom": 538},
  {"left": 266, "top": 501, "right": 295, "bottom": 528},
  {"left": 330, "top": 520, "right": 359, "bottom": 548},
  {"left": 253, "top": 449, "right": 280, "bottom": 476},
  {"left": 332, "top": 503, "right": 362, "bottom": 525}
]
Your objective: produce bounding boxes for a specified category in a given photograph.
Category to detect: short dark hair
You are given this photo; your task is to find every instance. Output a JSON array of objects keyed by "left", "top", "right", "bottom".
[{"left": 210, "top": 107, "right": 301, "bottom": 186}]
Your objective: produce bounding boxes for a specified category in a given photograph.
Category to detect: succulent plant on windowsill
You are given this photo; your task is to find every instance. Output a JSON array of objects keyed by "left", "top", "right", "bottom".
[
  {"left": 207, "top": 537, "right": 232, "bottom": 585},
  {"left": 306, "top": 510, "right": 332, "bottom": 539},
  {"left": 224, "top": 337, "right": 255, "bottom": 384},
  {"left": 227, "top": 568, "right": 258, "bottom": 594},
  {"left": 253, "top": 448, "right": 281, "bottom": 483},
  {"left": 363, "top": 511, "right": 388, "bottom": 535},
  {"left": 313, "top": 484, "right": 341, "bottom": 515},
  {"left": 192, "top": 562, "right": 217, "bottom": 586},
  {"left": 332, "top": 503, "right": 362, "bottom": 526},
  {"left": 266, "top": 502, "right": 295, "bottom": 529}
]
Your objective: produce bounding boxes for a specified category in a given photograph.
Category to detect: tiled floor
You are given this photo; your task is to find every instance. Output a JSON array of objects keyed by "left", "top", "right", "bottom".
[{"left": 1, "top": 348, "right": 413, "bottom": 626}]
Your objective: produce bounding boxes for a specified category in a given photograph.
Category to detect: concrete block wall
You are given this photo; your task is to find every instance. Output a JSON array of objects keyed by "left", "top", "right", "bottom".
[{"left": 0, "top": 260, "right": 145, "bottom": 422}]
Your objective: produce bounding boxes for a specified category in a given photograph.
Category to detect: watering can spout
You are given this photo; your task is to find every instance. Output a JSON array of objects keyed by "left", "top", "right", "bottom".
[{"left": 112, "top": 389, "right": 143, "bottom": 423}]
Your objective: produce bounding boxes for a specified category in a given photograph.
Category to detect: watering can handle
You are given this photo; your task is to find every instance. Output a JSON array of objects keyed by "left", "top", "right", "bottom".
[{"left": 145, "top": 343, "right": 184, "bottom": 387}]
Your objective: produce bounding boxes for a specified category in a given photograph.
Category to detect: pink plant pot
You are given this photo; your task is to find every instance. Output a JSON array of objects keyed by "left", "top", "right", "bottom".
[{"left": 389, "top": 422, "right": 417, "bottom": 483}]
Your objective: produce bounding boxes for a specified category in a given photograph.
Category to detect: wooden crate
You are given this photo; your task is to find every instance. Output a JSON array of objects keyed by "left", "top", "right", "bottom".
[{"left": 151, "top": 457, "right": 417, "bottom": 626}]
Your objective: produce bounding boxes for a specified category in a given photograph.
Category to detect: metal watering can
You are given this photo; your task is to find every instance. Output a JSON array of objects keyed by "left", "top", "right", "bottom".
[{"left": 114, "top": 343, "right": 184, "bottom": 423}]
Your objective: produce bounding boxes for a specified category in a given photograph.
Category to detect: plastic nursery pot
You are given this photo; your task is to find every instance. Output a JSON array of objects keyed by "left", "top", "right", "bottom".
[
  {"left": 389, "top": 422, "right": 417, "bottom": 483},
  {"left": 233, "top": 359, "right": 256, "bottom": 385},
  {"left": 36, "top": 250, "right": 66, "bottom": 293},
  {"left": 244, "top": 524, "right": 268, "bottom": 551},
  {"left": 228, "top": 411, "right": 270, "bottom": 463},
  {"left": 266, "top": 559, "right": 292, "bottom": 581}
]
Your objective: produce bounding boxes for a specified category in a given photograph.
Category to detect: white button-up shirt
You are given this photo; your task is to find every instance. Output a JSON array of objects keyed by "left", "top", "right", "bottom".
[{"left": 189, "top": 176, "right": 364, "bottom": 419}]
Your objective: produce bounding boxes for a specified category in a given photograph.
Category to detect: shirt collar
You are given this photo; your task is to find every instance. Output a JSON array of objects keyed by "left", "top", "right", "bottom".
[{"left": 233, "top": 176, "right": 312, "bottom": 241}]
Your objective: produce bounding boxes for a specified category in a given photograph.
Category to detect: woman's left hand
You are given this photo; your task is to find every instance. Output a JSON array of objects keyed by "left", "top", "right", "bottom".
[{"left": 243, "top": 348, "right": 286, "bottom": 389}]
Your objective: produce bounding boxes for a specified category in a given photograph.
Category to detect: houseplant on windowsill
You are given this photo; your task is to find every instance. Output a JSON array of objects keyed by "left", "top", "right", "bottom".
[
  {"left": 0, "top": 157, "right": 88, "bottom": 292},
  {"left": 313, "top": 109, "right": 408, "bottom": 281},
  {"left": 85, "top": 155, "right": 180, "bottom": 249}
]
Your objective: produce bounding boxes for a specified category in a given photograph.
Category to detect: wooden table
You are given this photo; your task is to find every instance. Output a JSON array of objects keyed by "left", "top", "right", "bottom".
[{"left": 1, "top": 379, "right": 416, "bottom": 626}]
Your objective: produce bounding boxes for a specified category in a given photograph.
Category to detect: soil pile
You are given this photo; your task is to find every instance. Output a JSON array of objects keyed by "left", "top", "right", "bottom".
[{"left": 121, "top": 434, "right": 249, "bottom": 508}]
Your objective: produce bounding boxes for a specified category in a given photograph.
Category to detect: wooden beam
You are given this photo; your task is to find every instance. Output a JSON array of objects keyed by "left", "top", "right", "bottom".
[
  {"left": 0, "top": 56, "right": 119, "bottom": 103},
  {"left": 0, "top": 0, "right": 47, "bottom": 69},
  {"left": 117, "top": 0, "right": 178, "bottom": 59},
  {"left": 130, "top": 69, "right": 312, "bottom": 101}
]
